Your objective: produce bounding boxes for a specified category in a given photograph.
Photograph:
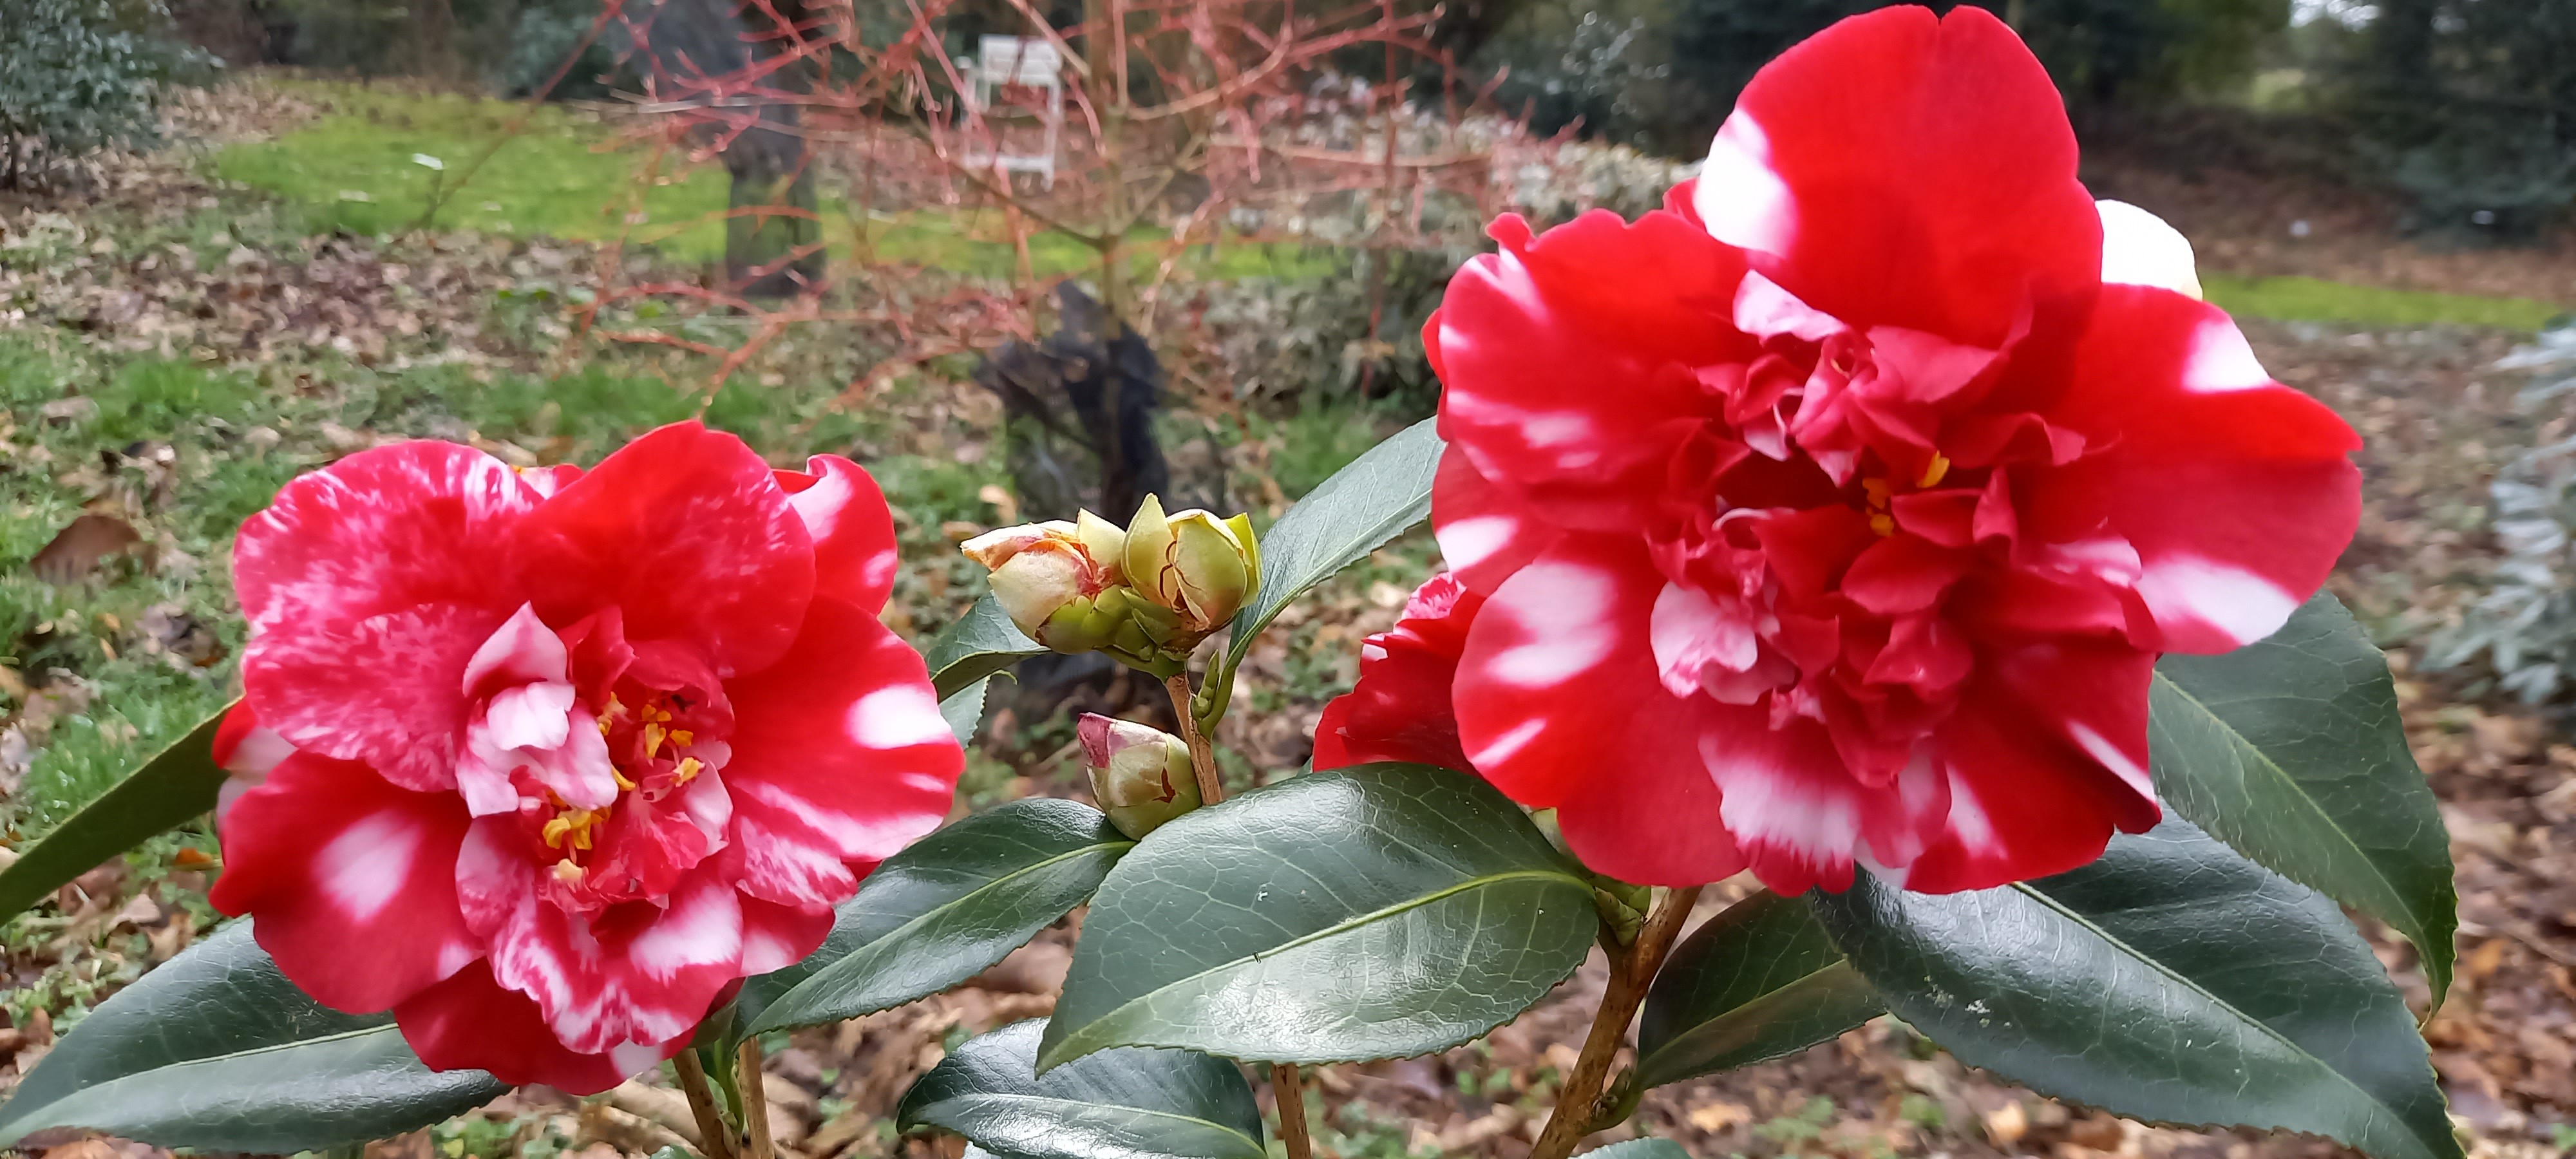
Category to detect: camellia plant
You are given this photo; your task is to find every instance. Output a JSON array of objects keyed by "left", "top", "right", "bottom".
[{"left": 0, "top": 10, "right": 2459, "bottom": 1159}]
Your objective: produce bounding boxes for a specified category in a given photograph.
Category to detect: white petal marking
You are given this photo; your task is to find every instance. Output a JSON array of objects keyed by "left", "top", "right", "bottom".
[
  {"left": 848, "top": 685, "right": 952, "bottom": 750},
  {"left": 2136, "top": 556, "right": 2299, "bottom": 646},
  {"left": 1486, "top": 563, "right": 1617, "bottom": 687},
  {"left": 1732, "top": 271, "right": 1842, "bottom": 342},
  {"left": 1468, "top": 718, "right": 1547, "bottom": 771},
  {"left": 1705, "top": 734, "right": 1857, "bottom": 862},
  {"left": 2184, "top": 316, "right": 2270, "bottom": 393},
  {"left": 1696, "top": 113, "right": 1794, "bottom": 254},
  {"left": 2068, "top": 721, "right": 2159, "bottom": 802},
  {"left": 222, "top": 725, "right": 295, "bottom": 778},
  {"left": 629, "top": 881, "right": 741, "bottom": 978},
  {"left": 317, "top": 810, "right": 424, "bottom": 924},
  {"left": 1437, "top": 515, "right": 1519, "bottom": 572},
  {"left": 2097, "top": 200, "right": 2202, "bottom": 299},
  {"left": 609, "top": 1042, "right": 665, "bottom": 1079},
  {"left": 1940, "top": 769, "right": 2000, "bottom": 854}
]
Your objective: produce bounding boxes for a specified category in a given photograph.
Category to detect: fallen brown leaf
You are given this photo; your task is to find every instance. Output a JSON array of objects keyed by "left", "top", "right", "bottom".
[{"left": 30, "top": 513, "right": 141, "bottom": 585}]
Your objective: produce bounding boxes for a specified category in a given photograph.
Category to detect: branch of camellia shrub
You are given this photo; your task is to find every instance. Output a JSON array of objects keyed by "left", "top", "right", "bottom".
[
  {"left": 1527, "top": 885, "right": 1706, "bottom": 1159},
  {"left": 1158, "top": 672, "right": 1314, "bottom": 1159},
  {"left": 674, "top": 1048, "right": 739, "bottom": 1159},
  {"left": 737, "top": 1039, "right": 776, "bottom": 1159},
  {"left": 1161, "top": 674, "right": 1227, "bottom": 809}
]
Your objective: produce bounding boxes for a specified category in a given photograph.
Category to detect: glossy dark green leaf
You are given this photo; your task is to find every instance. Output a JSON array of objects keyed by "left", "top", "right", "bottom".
[
  {"left": 1197, "top": 419, "right": 1441, "bottom": 724},
  {"left": 0, "top": 921, "right": 506, "bottom": 1150},
  {"left": 1812, "top": 820, "right": 2458, "bottom": 1159},
  {"left": 1636, "top": 890, "right": 1881, "bottom": 1088},
  {"left": 899, "top": 1019, "right": 1265, "bottom": 1159},
  {"left": 1039, "top": 762, "right": 1596, "bottom": 1069},
  {"left": 742, "top": 798, "right": 1133, "bottom": 1035},
  {"left": 2151, "top": 590, "right": 2458, "bottom": 1006},
  {"left": 926, "top": 594, "right": 1046, "bottom": 701},
  {"left": 942, "top": 676, "right": 992, "bottom": 746},
  {"left": 0, "top": 704, "right": 229, "bottom": 922},
  {"left": 1581, "top": 1139, "right": 1690, "bottom": 1159}
]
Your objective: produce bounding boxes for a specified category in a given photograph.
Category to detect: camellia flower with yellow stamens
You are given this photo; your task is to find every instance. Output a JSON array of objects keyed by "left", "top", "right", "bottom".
[{"left": 206, "top": 421, "right": 961, "bottom": 1095}]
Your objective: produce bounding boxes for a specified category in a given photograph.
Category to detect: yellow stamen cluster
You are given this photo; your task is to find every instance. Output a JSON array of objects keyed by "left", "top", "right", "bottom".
[
  {"left": 1862, "top": 478, "right": 1897, "bottom": 537},
  {"left": 675, "top": 756, "right": 704, "bottom": 785},
  {"left": 541, "top": 804, "right": 611, "bottom": 851},
  {"left": 1862, "top": 453, "right": 1953, "bottom": 537}
]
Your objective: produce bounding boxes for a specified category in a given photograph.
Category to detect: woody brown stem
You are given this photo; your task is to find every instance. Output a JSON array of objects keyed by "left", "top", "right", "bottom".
[
  {"left": 1526, "top": 886, "right": 1705, "bottom": 1159},
  {"left": 1160, "top": 672, "right": 1309, "bottom": 1159},
  {"left": 1162, "top": 673, "right": 1224, "bottom": 806},
  {"left": 674, "top": 1048, "right": 739, "bottom": 1159},
  {"left": 1271, "top": 1064, "right": 1315, "bottom": 1159},
  {"left": 736, "top": 1039, "right": 776, "bottom": 1159}
]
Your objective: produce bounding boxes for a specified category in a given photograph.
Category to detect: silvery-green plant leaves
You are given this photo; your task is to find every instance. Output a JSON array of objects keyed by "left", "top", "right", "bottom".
[{"left": 2431, "top": 318, "right": 2576, "bottom": 702}]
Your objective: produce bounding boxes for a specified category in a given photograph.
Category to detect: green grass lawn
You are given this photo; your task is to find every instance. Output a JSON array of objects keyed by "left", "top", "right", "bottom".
[
  {"left": 2203, "top": 272, "right": 2567, "bottom": 332},
  {"left": 213, "top": 84, "right": 1333, "bottom": 279},
  {"left": 218, "top": 85, "right": 2572, "bottom": 328}
]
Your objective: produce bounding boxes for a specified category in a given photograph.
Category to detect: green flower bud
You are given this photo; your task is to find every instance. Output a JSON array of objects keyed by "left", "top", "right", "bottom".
[
  {"left": 1121, "top": 495, "right": 1262, "bottom": 635},
  {"left": 1077, "top": 713, "right": 1202, "bottom": 838}
]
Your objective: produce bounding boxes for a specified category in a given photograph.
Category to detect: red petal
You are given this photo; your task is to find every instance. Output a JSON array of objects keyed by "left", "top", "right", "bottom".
[
  {"left": 234, "top": 441, "right": 541, "bottom": 790},
  {"left": 1430, "top": 446, "right": 1560, "bottom": 596},
  {"left": 1434, "top": 210, "right": 1754, "bottom": 529},
  {"left": 519, "top": 422, "right": 815, "bottom": 679},
  {"left": 2035, "top": 287, "right": 2360, "bottom": 652},
  {"left": 1313, "top": 576, "right": 1483, "bottom": 772},
  {"left": 1451, "top": 538, "right": 1697, "bottom": 802},
  {"left": 717, "top": 596, "right": 961, "bottom": 910},
  {"left": 211, "top": 752, "right": 479, "bottom": 1012},
  {"left": 1840, "top": 534, "right": 1972, "bottom": 615},
  {"left": 244, "top": 601, "right": 511, "bottom": 793},
  {"left": 1696, "top": 5, "right": 2099, "bottom": 345},
  {"left": 777, "top": 456, "right": 902, "bottom": 614},
  {"left": 1553, "top": 730, "right": 1748, "bottom": 888},
  {"left": 1701, "top": 706, "right": 1951, "bottom": 895},
  {"left": 395, "top": 960, "right": 676, "bottom": 1095},
  {"left": 457, "top": 828, "right": 749, "bottom": 1055},
  {"left": 1904, "top": 639, "right": 2161, "bottom": 892}
]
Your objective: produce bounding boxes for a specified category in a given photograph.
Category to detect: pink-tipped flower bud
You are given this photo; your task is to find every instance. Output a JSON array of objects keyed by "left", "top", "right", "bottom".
[
  {"left": 1077, "top": 713, "right": 1202, "bottom": 838},
  {"left": 961, "top": 513, "right": 1129, "bottom": 645}
]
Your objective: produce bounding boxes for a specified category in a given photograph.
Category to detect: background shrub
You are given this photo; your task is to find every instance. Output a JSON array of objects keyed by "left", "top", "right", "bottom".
[{"left": 0, "top": 0, "right": 213, "bottom": 190}]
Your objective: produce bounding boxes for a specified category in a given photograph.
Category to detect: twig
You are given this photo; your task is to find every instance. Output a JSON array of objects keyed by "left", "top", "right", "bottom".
[
  {"left": 1271, "top": 1064, "right": 1316, "bottom": 1159},
  {"left": 1162, "top": 673, "right": 1226, "bottom": 806},
  {"left": 737, "top": 1039, "right": 777, "bottom": 1159},
  {"left": 674, "top": 1049, "right": 740, "bottom": 1159},
  {"left": 1526, "top": 885, "right": 1705, "bottom": 1159},
  {"left": 1160, "top": 674, "right": 1310, "bottom": 1159}
]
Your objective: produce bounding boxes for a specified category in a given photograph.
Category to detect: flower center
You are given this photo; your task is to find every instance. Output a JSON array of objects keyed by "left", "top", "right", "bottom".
[{"left": 455, "top": 603, "right": 736, "bottom": 915}]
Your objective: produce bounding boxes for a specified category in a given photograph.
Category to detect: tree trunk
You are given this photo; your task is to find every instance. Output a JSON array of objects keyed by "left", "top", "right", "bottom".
[{"left": 724, "top": 102, "right": 824, "bottom": 297}]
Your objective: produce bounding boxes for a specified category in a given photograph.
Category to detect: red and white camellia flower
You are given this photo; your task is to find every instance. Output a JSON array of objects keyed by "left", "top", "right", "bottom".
[
  {"left": 1411, "top": 5, "right": 2361, "bottom": 894},
  {"left": 207, "top": 422, "right": 961, "bottom": 1093}
]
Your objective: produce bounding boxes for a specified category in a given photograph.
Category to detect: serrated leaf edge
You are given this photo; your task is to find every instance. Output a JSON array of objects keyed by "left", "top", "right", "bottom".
[
  {"left": 1993, "top": 880, "right": 2454, "bottom": 1159},
  {"left": 2150, "top": 667, "right": 2459, "bottom": 1008}
]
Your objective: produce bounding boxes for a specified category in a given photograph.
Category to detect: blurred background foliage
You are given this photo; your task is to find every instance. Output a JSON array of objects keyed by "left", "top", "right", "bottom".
[{"left": 11, "top": 0, "right": 2562, "bottom": 236}]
